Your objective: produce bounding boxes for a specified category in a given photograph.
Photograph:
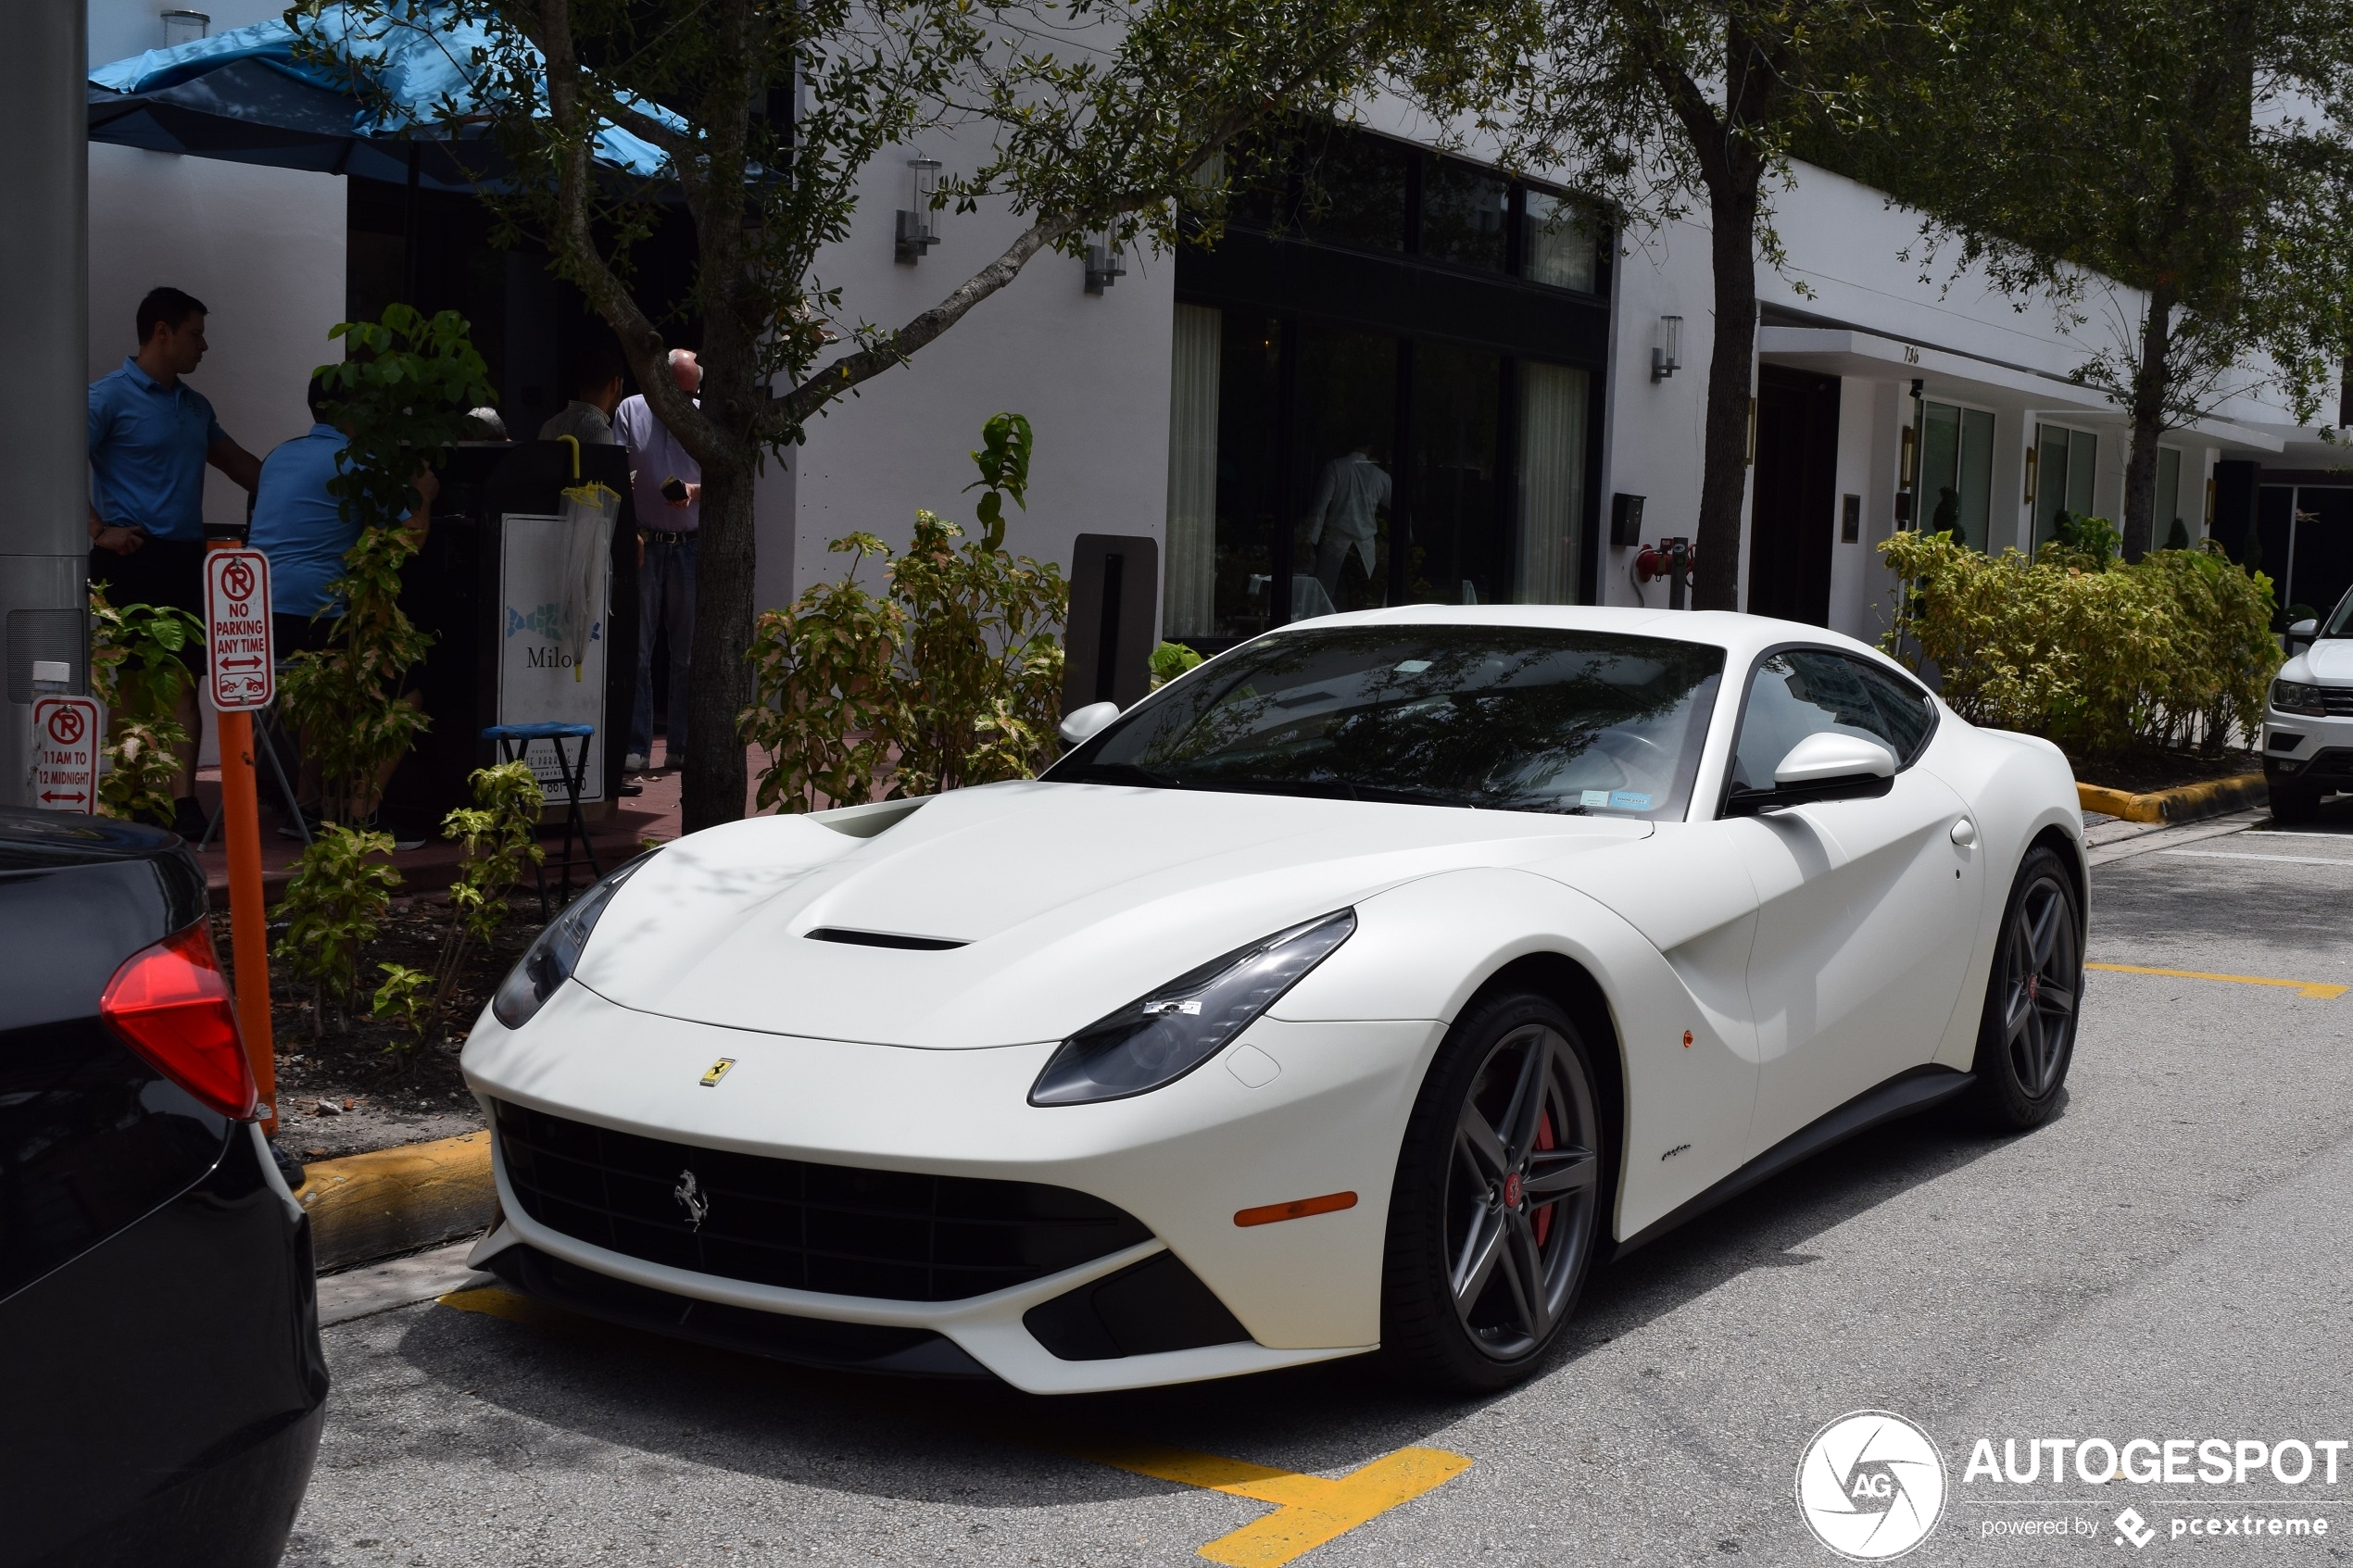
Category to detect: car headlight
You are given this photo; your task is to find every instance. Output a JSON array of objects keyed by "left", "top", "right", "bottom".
[
  {"left": 2271, "top": 679, "right": 2329, "bottom": 718},
  {"left": 490, "top": 854, "right": 655, "bottom": 1030},
  {"left": 1028, "top": 909, "right": 1356, "bottom": 1107}
]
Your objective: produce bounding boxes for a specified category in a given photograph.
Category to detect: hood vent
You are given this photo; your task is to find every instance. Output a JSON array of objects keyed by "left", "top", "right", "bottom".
[{"left": 804, "top": 927, "right": 969, "bottom": 951}]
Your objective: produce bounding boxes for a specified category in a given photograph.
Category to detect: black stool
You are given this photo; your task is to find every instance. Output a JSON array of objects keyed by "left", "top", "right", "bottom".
[{"left": 483, "top": 722, "right": 602, "bottom": 917}]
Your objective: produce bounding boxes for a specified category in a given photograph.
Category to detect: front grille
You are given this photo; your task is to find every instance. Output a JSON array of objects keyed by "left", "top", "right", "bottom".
[
  {"left": 2330, "top": 691, "right": 2353, "bottom": 718},
  {"left": 492, "top": 1099, "right": 1151, "bottom": 1302}
]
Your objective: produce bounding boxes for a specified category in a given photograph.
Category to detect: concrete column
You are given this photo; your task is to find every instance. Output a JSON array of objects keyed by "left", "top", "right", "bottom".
[{"left": 0, "top": 2, "right": 90, "bottom": 807}]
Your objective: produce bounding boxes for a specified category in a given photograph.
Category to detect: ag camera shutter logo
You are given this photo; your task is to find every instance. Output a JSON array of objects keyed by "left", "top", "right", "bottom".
[{"left": 1795, "top": 1411, "right": 1947, "bottom": 1560}]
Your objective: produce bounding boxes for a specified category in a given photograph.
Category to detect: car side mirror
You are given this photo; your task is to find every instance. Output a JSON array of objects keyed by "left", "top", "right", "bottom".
[
  {"left": 1059, "top": 700, "right": 1121, "bottom": 746},
  {"left": 2287, "top": 618, "right": 2319, "bottom": 652},
  {"left": 1727, "top": 732, "right": 1898, "bottom": 815}
]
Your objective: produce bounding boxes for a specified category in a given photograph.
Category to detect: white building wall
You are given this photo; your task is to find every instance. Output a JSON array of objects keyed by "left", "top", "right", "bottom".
[{"left": 785, "top": 130, "right": 1175, "bottom": 628}]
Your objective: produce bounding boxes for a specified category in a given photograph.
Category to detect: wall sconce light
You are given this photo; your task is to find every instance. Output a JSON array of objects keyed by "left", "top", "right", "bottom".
[
  {"left": 161, "top": 8, "right": 209, "bottom": 45},
  {"left": 895, "top": 153, "right": 942, "bottom": 264},
  {"left": 1083, "top": 230, "right": 1126, "bottom": 295},
  {"left": 1652, "top": 315, "right": 1682, "bottom": 381},
  {"left": 2022, "top": 445, "right": 2038, "bottom": 507}
]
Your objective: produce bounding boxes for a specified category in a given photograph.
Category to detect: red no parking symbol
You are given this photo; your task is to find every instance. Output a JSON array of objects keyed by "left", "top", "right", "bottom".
[
  {"left": 45, "top": 705, "right": 86, "bottom": 748},
  {"left": 220, "top": 557, "right": 257, "bottom": 605}
]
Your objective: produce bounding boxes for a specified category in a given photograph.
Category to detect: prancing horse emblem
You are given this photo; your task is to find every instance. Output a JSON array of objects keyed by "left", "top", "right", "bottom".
[{"left": 673, "top": 1169, "right": 710, "bottom": 1231}]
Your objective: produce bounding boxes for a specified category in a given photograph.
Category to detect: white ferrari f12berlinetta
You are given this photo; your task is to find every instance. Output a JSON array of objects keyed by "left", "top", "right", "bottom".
[{"left": 463, "top": 606, "right": 2085, "bottom": 1394}]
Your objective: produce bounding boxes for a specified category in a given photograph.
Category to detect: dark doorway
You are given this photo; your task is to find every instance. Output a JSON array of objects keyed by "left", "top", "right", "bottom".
[
  {"left": 2259, "top": 485, "right": 2353, "bottom": 629},
  {"left": 1747, "top": 365, "right": 1842, "bottom": 625}
]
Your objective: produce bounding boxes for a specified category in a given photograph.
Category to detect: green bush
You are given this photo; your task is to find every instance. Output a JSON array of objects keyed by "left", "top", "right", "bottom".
[
  {"left": 275, "top": 823, "right": 402, "bottom": 1037},
  {"left": 743, "top": 414, "right": 1068, "bottom": 809},
  {"left": 86, "top": 586, "right": 203, "bottom": 824},
  {"left": 1151, "top": 641, "right": 1204, "bottom": 688},
  {"left": 1881, "top": 528, "right": 2279, "bottom": 759}
]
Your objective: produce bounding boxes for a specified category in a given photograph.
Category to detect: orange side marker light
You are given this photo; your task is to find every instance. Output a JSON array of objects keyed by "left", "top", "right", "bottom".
[
  {"left": 1235, "top": 1191, "right": 1358, "bottom": 1227},
  {"left": 1682, "top": 1030, "right": 1693, "bottom": 1048}
]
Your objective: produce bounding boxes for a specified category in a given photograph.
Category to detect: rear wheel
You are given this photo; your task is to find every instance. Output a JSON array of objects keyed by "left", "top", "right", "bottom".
[
  {"left": 1968, "top": 847, "right": 2082, "bottom": 1131},
  {"left": 2270, "top": 780, "right": 2322, "bottom": 823},
  {"left": 1380, "top": 991, "right": 1604, "bottom": 1392}
]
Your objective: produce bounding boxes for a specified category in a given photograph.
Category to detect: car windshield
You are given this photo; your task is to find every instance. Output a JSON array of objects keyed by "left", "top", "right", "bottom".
[
  {"left": 2322, "top": 586, "right": 2353, "bottom": 638},
  {"left": 1050, "top": 626, "right": 1725, "bottom": 819}
]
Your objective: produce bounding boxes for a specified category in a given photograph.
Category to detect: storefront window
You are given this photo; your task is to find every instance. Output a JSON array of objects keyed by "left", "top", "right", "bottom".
[
  {"left": 1919, "top": 401, "right": 1994, "bottom": 547},
  {"left": 1523, "top": 193, "right": 1596, "bottom": 292},
  {"left": 1422, "top": 160, "right": 1511, "bottom": 272},
  {"left": 2155, "top": 446, "right": 2184, "bottom": 544},
  {"left": 1518, "top": 362, "right": 1590, "bottom": 602},
  {"left": 1409, "top": 343, "right": 1504, "bottom": 605},
  {"left": 1291, "top": 323, "right": 1400, "bottom": 619},
  {"left": 2034, "top": 423, "right": 2098, "bottom": 546},
  {"left": 1294, "top": 133, "right": 1411, "bottom": 253}
]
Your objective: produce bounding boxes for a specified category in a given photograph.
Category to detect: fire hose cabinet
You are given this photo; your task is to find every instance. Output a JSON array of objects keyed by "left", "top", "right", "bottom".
[{"left": 382, "top": 441, "right": 639, "bottom": 834}]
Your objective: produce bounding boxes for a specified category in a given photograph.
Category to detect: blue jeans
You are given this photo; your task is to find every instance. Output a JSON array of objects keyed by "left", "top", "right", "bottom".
[{"left": 630, "top": 533, "right": 697, "bottom": 760}]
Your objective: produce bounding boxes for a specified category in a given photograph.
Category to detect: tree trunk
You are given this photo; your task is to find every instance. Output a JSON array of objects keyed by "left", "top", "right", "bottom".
[
  {"left": 2120, "top": 291, "right": 2175, "bottom": 561},
  {"left": 682, "top": 457, "right": 757, "bottom": 833},
  {"left": 1694, "top": 171, "right": 1761, "bottom": 611}
]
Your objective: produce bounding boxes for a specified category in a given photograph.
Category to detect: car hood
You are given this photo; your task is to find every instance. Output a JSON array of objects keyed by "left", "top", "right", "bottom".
[
  {"left": 2287, "top": 639, "right": 2353, "bottom": 684},
  {"left": 572, "top": 780, "right": 1650, "bottom": 1047}
]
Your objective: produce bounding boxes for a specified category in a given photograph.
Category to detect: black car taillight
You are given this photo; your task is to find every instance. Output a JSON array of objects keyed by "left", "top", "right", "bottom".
[{"left": 99, "top": 923, "right": 256, "bottom": 1120}]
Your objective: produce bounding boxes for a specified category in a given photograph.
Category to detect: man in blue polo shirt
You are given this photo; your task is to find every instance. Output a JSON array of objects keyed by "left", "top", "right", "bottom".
[
  {"left": 247, "top": 376, "right": 439, "bottom": 654},
  {"left": 88, "top": 286, "right": 265, "bottom": 834}
]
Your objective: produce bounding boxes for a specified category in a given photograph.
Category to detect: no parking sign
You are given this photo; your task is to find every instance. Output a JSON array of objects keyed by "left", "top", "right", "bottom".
[
  {"left": 204, "top": 549, "right": 274, "bottom": 710},
  {"left": 31, "top": 696, "right": 102, "bottom": 812}
]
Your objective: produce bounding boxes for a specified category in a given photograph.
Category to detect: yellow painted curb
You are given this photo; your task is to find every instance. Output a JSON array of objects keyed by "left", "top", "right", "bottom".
[
  {"left": 299, "top": 1130, "right": 495, "bottom": 1273},
  {"left": 2077, "top": 772, "right": 2267, "bottom": 824}
]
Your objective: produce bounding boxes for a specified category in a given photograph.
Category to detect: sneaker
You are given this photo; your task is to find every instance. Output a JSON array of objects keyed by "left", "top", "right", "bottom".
[
  {"left": 623, "top": 752, "right": 648, "bottom": 772},
  {"left": 619, "top": 778, "right": 644, "bottom": 797}
]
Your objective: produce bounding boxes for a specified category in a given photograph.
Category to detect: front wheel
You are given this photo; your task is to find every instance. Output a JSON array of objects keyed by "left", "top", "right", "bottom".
[
  {"left": 1967, "top": 847, "right": 2083, "bottom": 1131},
  {"left": 1379, "top": 991, "right": 1605, "bottom": 1392}
]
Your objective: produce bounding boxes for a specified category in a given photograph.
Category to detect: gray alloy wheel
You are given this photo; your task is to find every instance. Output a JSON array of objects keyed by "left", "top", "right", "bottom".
[
  {"left": 1969, "top": 847, "right": 2082, "bottom": 1130},
  {"left": 1446, "top": 1022, "right": 1603, "bottom": 1359},
  {"left": 1382, "top": 991, "right": 1605, "bottom": 1391}
]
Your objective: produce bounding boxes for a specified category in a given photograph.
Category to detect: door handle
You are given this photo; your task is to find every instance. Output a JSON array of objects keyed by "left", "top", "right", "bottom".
[{"left": 1949, "top": 818, "right": 1977, "bottom": 847}]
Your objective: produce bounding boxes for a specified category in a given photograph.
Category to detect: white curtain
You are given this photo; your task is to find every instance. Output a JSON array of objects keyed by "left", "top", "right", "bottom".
[
  {"left": 1516, "top": 361, "right": 1590, "bottom": 603},
  {"left": 1164, "top": 305, "right": 1222, "bottom": 640}
]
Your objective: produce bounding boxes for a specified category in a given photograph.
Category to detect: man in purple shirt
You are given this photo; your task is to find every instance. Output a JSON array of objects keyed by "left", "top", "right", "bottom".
[{"left": 87, "top": 287, "right": 264, "bottom": 834}]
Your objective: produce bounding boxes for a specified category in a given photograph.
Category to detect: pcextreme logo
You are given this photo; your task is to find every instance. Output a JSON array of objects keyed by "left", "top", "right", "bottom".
[{"left": 1796, "top": 1411, "right": 1949, "bottom": 1561}]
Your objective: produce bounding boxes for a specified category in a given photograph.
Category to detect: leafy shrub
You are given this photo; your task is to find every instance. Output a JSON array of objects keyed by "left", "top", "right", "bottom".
[
  {"left": 371, "top": 761, "right": 545, "bottom": 1047},
  {"left": 275, "top": 824, "right": 402, "bottom": 1036},
  {"left": 744, "top": 414, "right": 1069, "bottom": 809},
  {"left": 1881, "top": 528, "right": 2279, "bottom": 759},
  {"left": 1151, "top": 641, "right": 1204, "bottom": 688},
  {"left": 86, "top": 586, "right": 204, "bottom": 823},
  {"left": 278, "top": 306, "right": 495, "bottom": 822}
]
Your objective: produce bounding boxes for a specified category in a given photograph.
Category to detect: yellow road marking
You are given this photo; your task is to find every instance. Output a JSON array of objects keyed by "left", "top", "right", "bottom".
[
  {"left": 437, "top": 1287, "right": 1471, "bottom": 1565},
  {"left": 1072, "top": 1440, "right": 1472, "bottom": 1566},
  {"left": 2087, "top": 961, "right": 2349, "bottom": 1000}
]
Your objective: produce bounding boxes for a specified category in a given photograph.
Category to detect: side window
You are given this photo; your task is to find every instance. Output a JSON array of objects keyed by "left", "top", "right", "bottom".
[{"left": 1729, "top": 649, "right": 1935, "bottom": 796}]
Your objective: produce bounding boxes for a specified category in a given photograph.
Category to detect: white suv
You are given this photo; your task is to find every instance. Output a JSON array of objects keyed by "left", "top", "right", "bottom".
[{"left": 2263, "top": 585, "right": 2353, "bottom": 822}]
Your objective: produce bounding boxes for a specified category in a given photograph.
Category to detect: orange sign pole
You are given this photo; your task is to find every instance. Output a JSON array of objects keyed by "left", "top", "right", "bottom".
[
  {"left": 207, "top": 537, "right": 278, "bottom": 1136},
  {"left": 216, "top": 707, "right": 277, "bottom": 1135}
]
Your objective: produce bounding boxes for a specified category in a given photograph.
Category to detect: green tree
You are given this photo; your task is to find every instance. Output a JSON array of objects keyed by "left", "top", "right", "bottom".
[
  {"left": 308, "top": 0, "right": 1491, "bottom": 832},
  {"left": 1815, "top": 0, "right": 2353, "bottom": 559},
  {"left": 1490, "top": 0, "right": 1902, "bottom": 610}
]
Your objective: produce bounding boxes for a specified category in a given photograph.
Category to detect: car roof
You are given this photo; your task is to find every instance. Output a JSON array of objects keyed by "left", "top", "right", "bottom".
[{"left": 1254, "top": 604, "right": 1911, "bottom": 675}]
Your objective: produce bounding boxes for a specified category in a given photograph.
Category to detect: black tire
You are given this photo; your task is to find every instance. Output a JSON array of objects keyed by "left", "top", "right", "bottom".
[
  {"left": 2270, "top": 781, "right": 2322, "bottom": 824},
  {"left": 1967, "top": 846, "right": 2083, "bottom": 1131},
  {"left": 1380, "top": 990, "right": 1605, "bottom": 1392}
]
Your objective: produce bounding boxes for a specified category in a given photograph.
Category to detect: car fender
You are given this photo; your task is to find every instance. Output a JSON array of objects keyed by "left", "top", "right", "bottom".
[
  {"left": 1271, "top": 865, "right": 1760, "bottom": 1240},
  {"left": 1919, "top": 715, "right": 2087, "bottom": 1068}
]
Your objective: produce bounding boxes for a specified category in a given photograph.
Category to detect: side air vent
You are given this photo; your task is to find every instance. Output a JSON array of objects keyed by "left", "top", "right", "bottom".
[{"left": 804, "top": 928, "right": 968, "bottom": 951}]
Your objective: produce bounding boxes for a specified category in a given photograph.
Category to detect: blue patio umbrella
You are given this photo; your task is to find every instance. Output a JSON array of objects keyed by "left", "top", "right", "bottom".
[{"left": 87, "top": 4, "right": 675, "bottom": 192}]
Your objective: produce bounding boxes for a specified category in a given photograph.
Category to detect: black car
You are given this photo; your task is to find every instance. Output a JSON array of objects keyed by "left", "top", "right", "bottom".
[{"left": 0, "top": 808, "right": 325, "bottom": 1567}]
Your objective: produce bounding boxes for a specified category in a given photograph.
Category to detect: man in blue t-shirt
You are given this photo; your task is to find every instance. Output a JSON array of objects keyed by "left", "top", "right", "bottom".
[
  {"left": 88, "top": 286, "right": 265, "bottom": 834},
  {"left": 247, "top": 376, "right": 438, "bottom": 655}
]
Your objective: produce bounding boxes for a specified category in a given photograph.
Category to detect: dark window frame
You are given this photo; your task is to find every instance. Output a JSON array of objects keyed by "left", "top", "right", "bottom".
[{"left": 1714, "top": 643, "right": 1941, "bottom": 819}]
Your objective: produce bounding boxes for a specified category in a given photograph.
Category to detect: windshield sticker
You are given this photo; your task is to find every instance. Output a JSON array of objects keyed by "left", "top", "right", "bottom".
[
  {"left": 1580, "top": 789, "right": 1611, "bottom": 809},
  {"left": 1609, "top": 791, "right": 1653, "bottom": 810},
  {"left": 1394, "top": 659, "right": 1434, "bottom": 673}
]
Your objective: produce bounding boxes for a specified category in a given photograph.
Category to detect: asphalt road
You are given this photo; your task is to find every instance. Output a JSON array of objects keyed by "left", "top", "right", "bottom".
[{"left": 287, "top": 807, "right": 2353, "bottom": 1568}]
